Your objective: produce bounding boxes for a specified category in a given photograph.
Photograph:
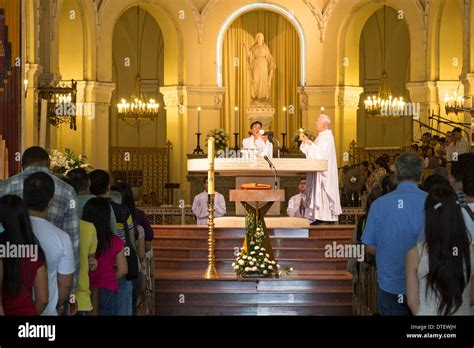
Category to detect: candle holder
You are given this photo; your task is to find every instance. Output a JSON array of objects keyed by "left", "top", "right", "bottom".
[
  {"left": 280, "top": 133, "right": 289, "bottom": 154},
  {"left": 193, "top": 132, "right": 204, "bottom": 155},
  {"left": 233, "top": 132, "right": 240, "bottom": 152}
]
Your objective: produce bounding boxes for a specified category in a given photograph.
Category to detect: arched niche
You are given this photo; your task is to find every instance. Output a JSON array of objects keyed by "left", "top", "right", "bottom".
[
  {"left": 97, "top": 0, "right": 182, "bottom": 85},
  {"left": 110, "top": 6, "right": 166, "bottom": 148}
]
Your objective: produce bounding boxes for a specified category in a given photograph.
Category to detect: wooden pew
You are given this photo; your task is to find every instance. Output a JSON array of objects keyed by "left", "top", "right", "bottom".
[{"left": 0, "top": 134, "right": 8, "bottom": 180}]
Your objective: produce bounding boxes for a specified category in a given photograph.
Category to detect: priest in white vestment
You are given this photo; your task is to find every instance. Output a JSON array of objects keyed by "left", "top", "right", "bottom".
[
  {"left": 287, "top": 178, "right": 307, "bottom": 218},
  {"left": 299, "top": 114, "right": 342, "bottom": 224},
  {"left": 192, "top": 178, "right": 226, "bottom": 225},
  {"left": 242, "top": 121, "right": 273, "bottom": 158}
]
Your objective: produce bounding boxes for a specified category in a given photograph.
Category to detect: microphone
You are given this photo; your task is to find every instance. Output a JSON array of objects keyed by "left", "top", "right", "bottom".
[
  {"left": 263, "top": 155, "right": 273, "bottom": 169},
  {"left": 264, "top": 155, "right": 278, "bottom": 189}
]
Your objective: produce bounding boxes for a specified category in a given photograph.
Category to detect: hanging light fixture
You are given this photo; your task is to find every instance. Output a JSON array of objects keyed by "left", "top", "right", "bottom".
[
  {"left": 117, "top": 5, "right": 159, "bottom": 120},
  {"left": 364, "top": 6, "right": 406, "bottom": 116},
  {"left": 444, "top": 85, "right": 465, "bottom": 115}
]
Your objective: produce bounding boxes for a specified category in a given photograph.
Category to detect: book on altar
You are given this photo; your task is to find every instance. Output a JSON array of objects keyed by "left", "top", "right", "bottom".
[{"left": 241, "top": 183, "right": 272, "bottom": 190}]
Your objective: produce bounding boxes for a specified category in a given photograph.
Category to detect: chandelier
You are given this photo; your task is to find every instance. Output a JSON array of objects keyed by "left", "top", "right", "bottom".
[
  {"left": 117, "top": 6, "right": 159, "bottom": 122},
  {"left": 38, "top": 79, "right": 78, "bottom": 130},
  {"left": 364, "top": 6, "right": 406, "bottom": 117},
  {"left": 443, "top": 90, "right": 465, "bottom": 115}
]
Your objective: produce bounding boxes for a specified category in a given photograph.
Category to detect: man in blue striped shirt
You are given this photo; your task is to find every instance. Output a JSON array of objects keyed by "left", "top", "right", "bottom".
[
  {"left": 0, "top": 147, "right": 79, "bottom": 292},
  {"left": 362, "top": 153, "right": 427, "bottom": 315}
]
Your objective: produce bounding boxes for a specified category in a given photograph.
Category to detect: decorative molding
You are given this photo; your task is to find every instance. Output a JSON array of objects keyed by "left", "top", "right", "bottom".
[
  {"left": 188, "top": 0, "right": 219, "bottom": 44},
  {"left": 160, "top": 86, "right": 225, "bottom": 109},
  {"left": 416, "top": 0, "right": 431, "bottom": 51},
  {"left": 337, "top": 87, "right": 363, "bottom": 108},
  {"left": 303, "top": 0, "right": 336, "bottom": 43},
  {"left": 406, "top": 81, "right": 438, "bottom": 102},
  {"left": 434, "top": 81, "right": 464, "bottom": 102}
]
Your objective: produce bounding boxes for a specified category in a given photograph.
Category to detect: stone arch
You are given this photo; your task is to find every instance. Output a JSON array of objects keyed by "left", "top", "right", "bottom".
[
  {"left": 97, "top": 0, "right": 182, "bottom": 84},
  {"left": 215, "top": 2, "right": 306, "bottom": 87}
]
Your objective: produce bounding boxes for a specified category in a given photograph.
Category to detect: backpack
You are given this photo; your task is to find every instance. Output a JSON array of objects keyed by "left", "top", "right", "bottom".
[{"left": 109, "top": 200, "right": 139, "bottom": 281}]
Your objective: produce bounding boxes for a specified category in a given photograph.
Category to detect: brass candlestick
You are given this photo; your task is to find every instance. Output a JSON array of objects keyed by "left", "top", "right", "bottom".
[{"left": 204, "top": 136, "right": 219, "bottom": 279}]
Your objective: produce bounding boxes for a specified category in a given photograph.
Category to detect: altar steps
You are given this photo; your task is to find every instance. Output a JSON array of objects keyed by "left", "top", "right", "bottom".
[{"left": 153, "top": 225, "right": 354, "bottom": 316}]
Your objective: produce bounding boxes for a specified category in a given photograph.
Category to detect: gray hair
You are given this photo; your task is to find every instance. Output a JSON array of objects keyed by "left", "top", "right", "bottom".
[
  {"left": 319, "top": 114, "right": 331, "bottom": 125},
  {"left": 395, "top": 153, "right": 424, "bottom": 182}
]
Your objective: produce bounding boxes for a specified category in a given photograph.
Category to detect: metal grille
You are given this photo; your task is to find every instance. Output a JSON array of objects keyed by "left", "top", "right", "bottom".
[
  {"left": 109, "top": 143, "right": 171, "bottom": 205},
  {"left": 349, "top": 140, "right": 411, "bottom": 165}
]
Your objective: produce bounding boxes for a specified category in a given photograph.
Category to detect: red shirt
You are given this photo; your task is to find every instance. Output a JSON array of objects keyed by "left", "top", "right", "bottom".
[
  {"left": 89, "top": 235, "right": 124, "bottom": 292},
  {"left": 3, "top": 256, "right": 45, "bottom": 316}
]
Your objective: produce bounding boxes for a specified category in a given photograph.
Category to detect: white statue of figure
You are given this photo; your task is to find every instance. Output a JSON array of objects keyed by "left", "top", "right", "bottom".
[{"left": 243, "top": 33, "right": 276, "bottom": 105}]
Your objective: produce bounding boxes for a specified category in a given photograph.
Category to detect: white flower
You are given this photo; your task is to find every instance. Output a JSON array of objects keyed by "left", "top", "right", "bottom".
[
  {"left": 263, "top": 270, "right": 268, "bottom": 275},
  {"left": 232, "top": 262, "right": 236, "bottom": 267},
  {"left": 268, "top": 265, "right": 273, "bottom": 270},
  {"left": 265, "top": 254, "right": 270, "bottom": 257},
  {"left": 255, "top": 246, "right": 260, "bottom": 250},
  {"left": 278, "top": 271, "right": 282, "bottom": 276},
  {"left": 250, "top": 241, "right": 255, "bottom": 245},
  {"left": 271, "top": 261, "right": 276, "bottom": 264},
  {"left": 234, "top": 265, "right": 239, "bottom": 270},
  {"left": 277, "top": 264, "right": 280, "bottom": 269},
  {"left": 245, "top": 267, "right": 250, "bottom": 272},
  {"left": 260, "top": 264, "right": 265, "bottom": 268},
  {"left": 249, "top": 261, "right": 254, "bottom": 266},
  {"left": 250, "top": 251, "right": 255, "bottom": 255},
  {"left": 289, "top": 267, "right": 293, "bottom": 272},
  {"left": 252, "top": 266, "right": 257, "bottom": 271},
  {"left": 261, "top": 248, "right": 266, "bottom": 251},
  {"left": 242, "top": 255, "right": 247, "bottom": 259},
  {"left": 259, "top": 253, "right": 263, "bottom": 256},
  {"left": 264, "top": 258, "right": 268, "bottom": 263},
  {"left": 252, "top": 258, "right": 257, "bottom": 262},
  {"left": 238, "top": 260, "right": 245, "bottom": 265}
]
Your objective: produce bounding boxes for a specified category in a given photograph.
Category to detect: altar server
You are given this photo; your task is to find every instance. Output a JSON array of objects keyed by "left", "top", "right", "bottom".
[
  {"left": 242, "top": 121, "right": 273, "bottom": 158},
  {"left": 299, "top": 114, "right": 342, "bottom": 224},
  {"left": 287, "top": 179, "right": 307, "bottom": 218},
  {"left": 192, "top": 178, "right": 226, "bottom": 225}
]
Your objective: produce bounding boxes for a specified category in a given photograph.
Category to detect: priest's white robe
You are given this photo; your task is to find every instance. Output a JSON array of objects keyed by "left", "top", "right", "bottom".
[
  {"left": 192, "top": 191, "right": 226, "bottom": 225},
  {"left": 300, "top": 129, "right": 342, "bottom": 222},
  {"left": 242, "top": 136, "right": 273, "bottom": 158}
]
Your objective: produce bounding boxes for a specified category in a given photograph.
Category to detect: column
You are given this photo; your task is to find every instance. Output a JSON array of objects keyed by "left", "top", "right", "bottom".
[
  {"left": 161, "top": 86, "right": 225, "bottom": 204},
  {"left": 23, "top": 63, "right": 42, "bottom": 150},
  {"left": 406, "top": 81, "right": 438, "bottom": 139}
]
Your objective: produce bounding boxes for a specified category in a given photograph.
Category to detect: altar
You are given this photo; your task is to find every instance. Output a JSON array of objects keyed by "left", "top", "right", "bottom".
[{"left": 187, "top": 157, "right": 328, "bottom": 215}]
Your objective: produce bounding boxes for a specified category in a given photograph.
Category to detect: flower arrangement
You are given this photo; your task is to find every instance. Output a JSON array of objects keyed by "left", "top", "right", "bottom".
[
  {"left": 49, "top": 148, "right": 93, "bottom": 175},
  {"left": 293, "top": 129, "right": 316, "bottom": 145},
  {"left": 232, "top": 218, "right": 293, "bottom": 278},
  {"left": 206, "top": 128, "right": 229, "bottom": 151}
]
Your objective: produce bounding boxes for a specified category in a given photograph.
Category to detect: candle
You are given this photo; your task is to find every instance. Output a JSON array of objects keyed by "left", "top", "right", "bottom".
[
  {"left": 234, "top": 106, "right": 239, "bottom": 133},
  {"left": 197, "top": 106, "right": 202, "bottom": 133},
  {"left": 208, "top": 136, "right": 215, "bottom": 195},
  {"left": 282, "top": 106, "right": 287, "bottom": 133}
]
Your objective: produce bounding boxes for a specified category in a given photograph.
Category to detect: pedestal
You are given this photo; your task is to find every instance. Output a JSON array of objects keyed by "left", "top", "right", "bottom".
[{"left": 247, "top": 106, "right": 275, "bottom": 130}]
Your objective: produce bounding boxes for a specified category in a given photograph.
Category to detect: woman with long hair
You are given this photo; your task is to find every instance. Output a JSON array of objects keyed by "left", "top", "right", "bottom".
[
  {"left": 0, "top": 195, "right": 49, "bottom": 315},
  {"left": 83, "top": 197, "right": 127, "bottom": 315},
  {"left": 406, "top": 186, "right": 474, "bottom": 315}
]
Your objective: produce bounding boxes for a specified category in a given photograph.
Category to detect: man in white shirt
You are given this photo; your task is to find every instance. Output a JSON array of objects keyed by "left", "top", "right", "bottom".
[
  {"left": 24, "top": 172, "right": 75, "bottom": 316},
  {"left": 300, "top": 114, "right": 342, "bottom": 224},
  {"left": 192, "top": 178, "right": 226, "bottom": 225},
  {"left": 287, "top": 178, "right": 307, "bottom": 218},
  {"left": 242, "top": 121, "right": 273, "bottom": 158},
  {"left": 452, "top": 127, "right": 471, "bottom": 155}
]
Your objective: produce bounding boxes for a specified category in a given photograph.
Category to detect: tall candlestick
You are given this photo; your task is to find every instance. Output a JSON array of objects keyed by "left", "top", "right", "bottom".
[
  {"left": 208, "top": 136, "right": 215, "bottom": 194},
  {"left": 282, "top": 106, "right": 287, "bottom": 133}
]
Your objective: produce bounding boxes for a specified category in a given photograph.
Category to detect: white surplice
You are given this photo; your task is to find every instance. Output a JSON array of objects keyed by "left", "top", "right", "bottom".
[
  {"left": 300, "top": 129, "right": 342, "bottom": 222},
  {"left": 287, "top": 193, "right": 306, "bottom": 218},
  {"left": 192, "top": 191, "right": 226, "bottom": 225},
  {"left": 242, "top": 135, "right": 273, "bottom": 158}
]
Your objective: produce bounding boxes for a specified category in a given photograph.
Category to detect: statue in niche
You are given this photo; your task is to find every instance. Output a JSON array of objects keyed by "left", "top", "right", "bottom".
[{"left": 243, "top": 33, "right": 276, "bottom": 106}]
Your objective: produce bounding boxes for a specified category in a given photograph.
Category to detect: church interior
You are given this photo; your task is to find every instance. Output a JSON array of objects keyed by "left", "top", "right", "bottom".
[{"left": 1, "top": 0, "right": 474, "bottom": 322}]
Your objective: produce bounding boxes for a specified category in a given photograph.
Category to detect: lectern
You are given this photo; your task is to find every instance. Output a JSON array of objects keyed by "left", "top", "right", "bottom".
[{"left": 229, "top": 189, "right": 285, "bottom": 272}]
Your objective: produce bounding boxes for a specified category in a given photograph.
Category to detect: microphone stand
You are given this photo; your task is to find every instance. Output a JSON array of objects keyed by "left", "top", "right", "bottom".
[
  {"left": 273, "top": 138, "right": 281, "bottom": 158},
  {"left": 264, "top": 156, "right": 278, "bottom": 190}
]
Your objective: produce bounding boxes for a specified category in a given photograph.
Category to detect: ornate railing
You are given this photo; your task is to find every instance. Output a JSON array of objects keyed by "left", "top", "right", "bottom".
[{"left": 110, "top": 143, "right": 171, "bottom": 205}]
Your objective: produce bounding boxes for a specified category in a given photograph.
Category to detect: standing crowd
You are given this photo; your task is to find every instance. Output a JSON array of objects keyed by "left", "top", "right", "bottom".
[{"left": 0, "top": 146, "right": 154, "bottom": 316}]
